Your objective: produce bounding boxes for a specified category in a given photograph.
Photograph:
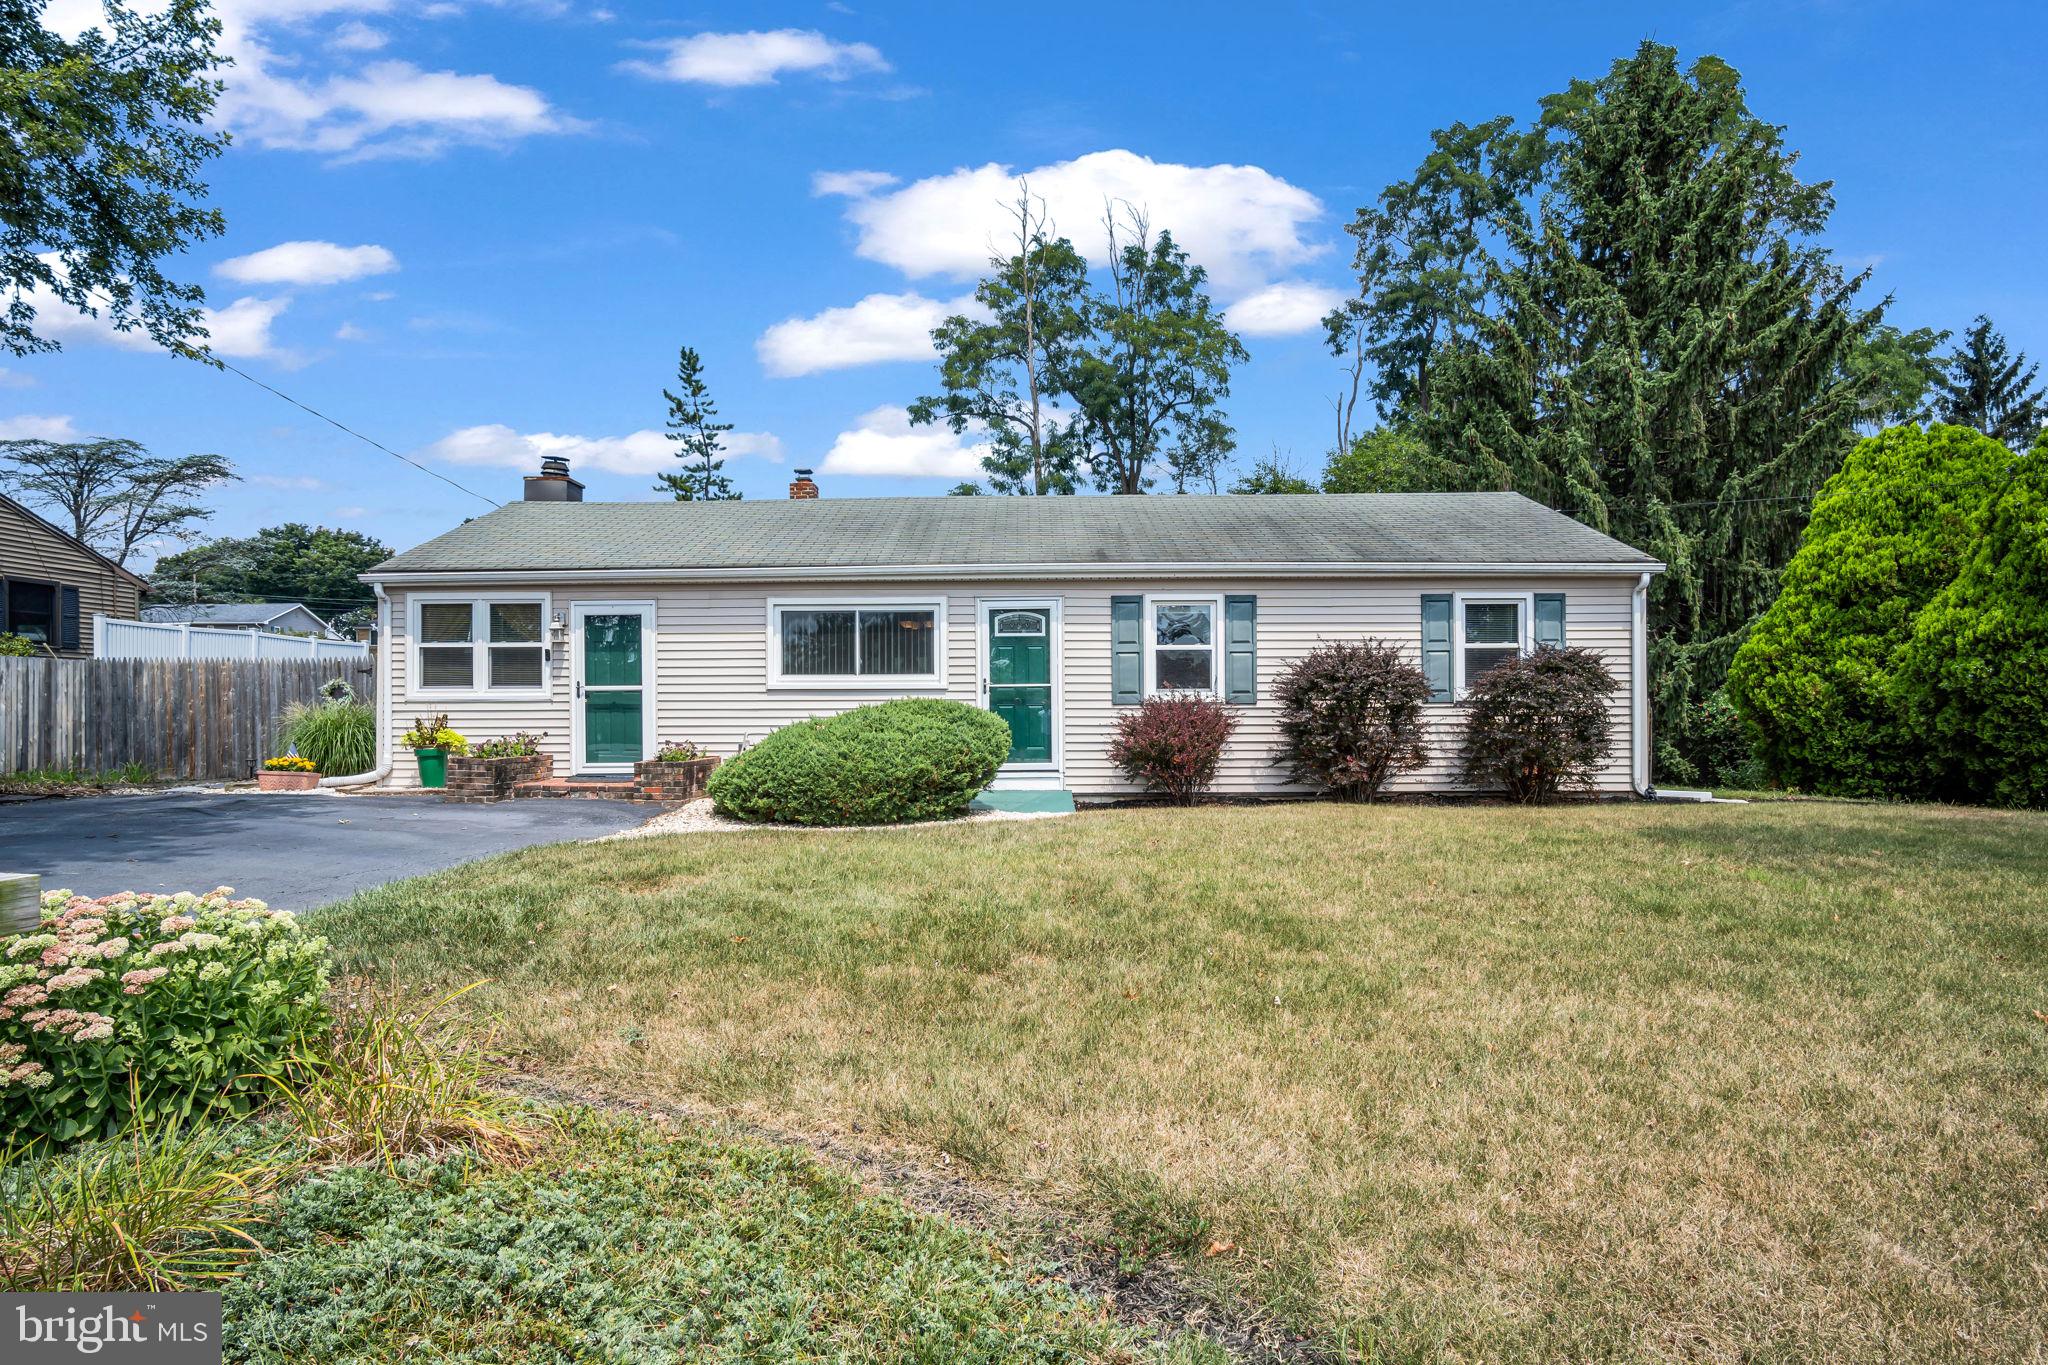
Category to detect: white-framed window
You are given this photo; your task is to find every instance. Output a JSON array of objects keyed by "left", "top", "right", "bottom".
[
  {"left": 409, "top": 593, "right": 551, "bottom": 697},
  {"left": 766, "top": 597, "right": 946, "bottom": 688},
  {"left": 1143, "top": 594, "right": 1222, "bottom": 696},
  {"left": 1454, "top": 592, "right": 1532, "bottom": 697}
]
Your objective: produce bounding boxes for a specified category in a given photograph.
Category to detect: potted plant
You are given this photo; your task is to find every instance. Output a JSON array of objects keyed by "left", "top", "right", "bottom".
[
  {"left": 257, "top": 753, "right": 321, "bottom": 792},
  {"left": 402, "top": 714, "right": 469, "bottom": 789},
  {"left": 633, "top": 739, "right": 721, "bottom": 800},
  {"left": 447, "top": 731, "right": 553, "bottom": 801}
]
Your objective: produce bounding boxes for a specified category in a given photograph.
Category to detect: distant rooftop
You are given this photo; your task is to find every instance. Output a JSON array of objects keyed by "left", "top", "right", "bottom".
[
  {"left": 367, "top": 493, "right": 1662, "bottom": 577},
  {"left": 141, "top": 602, "right": 326, "bottom": 626}
]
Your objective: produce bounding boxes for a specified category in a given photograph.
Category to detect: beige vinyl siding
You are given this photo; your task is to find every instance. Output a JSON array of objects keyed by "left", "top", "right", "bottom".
[
  {"left": 382, "top": 575, "right": 1642, "bottom": 794},
  {"left": 0, "top": 498, "right": 144, "bottom": 658}
]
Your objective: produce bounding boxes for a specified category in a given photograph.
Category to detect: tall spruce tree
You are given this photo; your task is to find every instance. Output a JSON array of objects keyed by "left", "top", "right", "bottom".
[
  {"left": 1400, "top": 43, "right": 1880, "bottom": 774},
  {"left": 654, "top": 346, "right": 739, "bottom": 501},
  {"left": 1931, "top": 315, "right": 2045, "bottom": 452}
]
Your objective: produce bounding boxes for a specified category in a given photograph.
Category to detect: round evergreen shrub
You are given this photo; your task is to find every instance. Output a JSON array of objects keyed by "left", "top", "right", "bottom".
[
  {"left": 1458, "top": 646, "right": 1616, "bottom": 802},
  {"left": 1895, "top": 432, "right": 2048, "bottom": 807},
  {"left": 706, "top": 699, "right": 1010, "bottom": 825},
  {"left": 1107, "top": 695, "right": 1237, "bottom": 804},
  {"left": 1726, "top": 424, "right": 2016, "bottom": 798},
  {"left": 1271, "top": 641, "right": 1430, "bottom": 800}
]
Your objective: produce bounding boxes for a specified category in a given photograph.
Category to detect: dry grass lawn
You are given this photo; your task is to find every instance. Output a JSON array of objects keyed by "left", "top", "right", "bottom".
[{"left": 316, "top": 801, "right": 2048, "bottom": 1361}]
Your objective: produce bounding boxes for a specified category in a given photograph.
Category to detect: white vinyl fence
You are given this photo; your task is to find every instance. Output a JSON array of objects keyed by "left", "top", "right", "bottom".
[{"left": 94, "top": 614, "right": 369, "bottom": 662}]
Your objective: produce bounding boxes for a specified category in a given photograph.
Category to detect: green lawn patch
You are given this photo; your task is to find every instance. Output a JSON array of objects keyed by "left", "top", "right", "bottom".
[{"left": 317, "top": 801, "right": 2048, "bottom": 1361}]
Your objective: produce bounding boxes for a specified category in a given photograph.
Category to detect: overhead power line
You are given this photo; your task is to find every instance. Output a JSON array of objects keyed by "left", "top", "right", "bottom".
[{"left": 211, "top": 358, "right": 501, "bottom": 510}]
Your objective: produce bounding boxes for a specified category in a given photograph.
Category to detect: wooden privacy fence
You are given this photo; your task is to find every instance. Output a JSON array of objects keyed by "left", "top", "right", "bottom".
[{"left": 0, "top": 656, "right": 378, "bottom": 779}]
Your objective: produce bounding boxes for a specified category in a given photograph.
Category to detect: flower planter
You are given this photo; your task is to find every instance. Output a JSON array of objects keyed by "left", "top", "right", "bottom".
[
  {"left": 632, "top": 755, "right": 721, "bottom": 801},
  {"left": 445, "top": 751, "right": 553, "bottom": 802},
  {"left": 414, "top": 747, "right": 448, "bottom": 789},
  {"left": 257, "top": 770, "right": 321, "bottom": 792}
]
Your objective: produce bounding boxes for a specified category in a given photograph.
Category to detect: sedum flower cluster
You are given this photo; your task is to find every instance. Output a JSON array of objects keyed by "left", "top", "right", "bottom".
[{"left": 2, "top": 888, "right": 331, "bottom": 1144}]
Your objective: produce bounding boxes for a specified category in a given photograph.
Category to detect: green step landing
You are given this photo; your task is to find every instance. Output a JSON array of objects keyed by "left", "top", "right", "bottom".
[{"left": 969, "top": 789, "right": 1077, "bottom": 815}]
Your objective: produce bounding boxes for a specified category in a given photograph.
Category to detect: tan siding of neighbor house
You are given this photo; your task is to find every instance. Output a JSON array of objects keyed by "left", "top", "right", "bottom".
[
  {"left": 0, "top": 497, "right": 144, "bottom": 658},
  {"left": 380, "top": 575, "right": 1643, "bottom": 795}
]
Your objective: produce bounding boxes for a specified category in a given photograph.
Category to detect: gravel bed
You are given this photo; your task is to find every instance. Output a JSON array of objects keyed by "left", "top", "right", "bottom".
[{"left": 596, "top": 797, "right": 1069, "bottom": 841}]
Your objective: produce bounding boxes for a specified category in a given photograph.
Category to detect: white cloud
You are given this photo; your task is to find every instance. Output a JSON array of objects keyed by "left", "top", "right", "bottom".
[
  {"left": 756, "top": 291, "right": 977, "bottom": 378},
  {"left": 333, "top": 504, "right": 369, "bottom": 517},
  {"left": 428, "top": 423, "right": 783, "bottom": 477},
  {"left": 0, "top": 369, "right": 35, "bottom": 390},
  {"left": 0, "top": 414, "right": 79, "bottom": 441},
  {"left": 218, "top": 240, "right": 398, "bottom": 286},
  {"left": 43, "top": 1, "right": 580, "bottom": 160},
  {"left": 328, "top": 19, "right": 387, "bottom": 50},
  {"left": 811, "top": 169, "right": 898, "bottom": 198},
  {"left": 624, "top": 29, "right": 888, "bottom": 87},
  {"left": 820, "top": 405, "right": 987, "bottom": 480},
  {"left": 253, "top": 473, "right": 327, "bottom": 490},
  {"left": 334, "top": 321, "right": 370, "bottom": 341},
  {"left": 840, "top": 149, "right": 1325, "bottom": 293},
  {"left": 16, "top": 256, "right": 294, "bottom": 361},
  {"left": 1223, "top": 280, "right": 1346, "bottom": 337}
]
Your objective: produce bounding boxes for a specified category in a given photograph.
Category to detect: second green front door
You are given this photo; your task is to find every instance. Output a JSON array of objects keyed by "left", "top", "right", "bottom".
[
  {"left": 987, "top": 606, "right": 1053, "bottom": 766},
  {"left": 575, "top": 604, "right": 648, "bottom": 769}
]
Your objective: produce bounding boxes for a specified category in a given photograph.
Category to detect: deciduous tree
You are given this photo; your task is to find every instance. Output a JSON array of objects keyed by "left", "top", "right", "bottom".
[
  {"left": 149, "top": 522, "right": 390, "bottom": 626},
  {"left": 3, "top": 0, "right": 228, "bottom": 356},
  {"left": 0, "top": 436, "right": 232, "bottom": 563}
]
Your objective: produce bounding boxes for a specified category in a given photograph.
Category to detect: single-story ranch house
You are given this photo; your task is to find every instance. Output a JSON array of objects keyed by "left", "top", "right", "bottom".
[{"left": 359, "top": 460, "right": 1665, "bottom": 799}]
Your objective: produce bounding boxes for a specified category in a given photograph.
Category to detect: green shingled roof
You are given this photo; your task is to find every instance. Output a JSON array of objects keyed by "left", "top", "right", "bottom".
[{"left": 367, "top": 493, "right": 1661, "bottom": 576}]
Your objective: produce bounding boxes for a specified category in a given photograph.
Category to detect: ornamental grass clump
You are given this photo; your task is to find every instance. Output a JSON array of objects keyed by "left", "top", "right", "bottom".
[
  {"left": 1272, "top": 640, "right": 1431, "bottom": 800},
  {"left": 1, "top": 890, "right": 330, "bottom": 1144},
  {"left": 277, "top": 699, "right": 376, "bottom": 775},
  {"left": 1108, "top": 695, "right": 1237, "bottom": 804},
  {"left": 1458, "top": 646, "right": 1617, "bottom": 802}
]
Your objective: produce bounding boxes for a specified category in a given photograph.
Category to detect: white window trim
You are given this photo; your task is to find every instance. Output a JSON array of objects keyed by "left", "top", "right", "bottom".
[
  {"left": 406, "top": 591, "right": 553, "bottom": 701},
  {"left": 1452, "top": 591, "right": 1533, "bottom": 700},
  {"left": 765, "top": 596, "right": 948, "bottom": 690},
  {"left": 1142, "top": 592, "right": 1224, "bottom": 699}
]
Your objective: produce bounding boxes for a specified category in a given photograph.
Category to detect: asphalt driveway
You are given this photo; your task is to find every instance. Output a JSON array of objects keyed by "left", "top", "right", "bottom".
[{"left": 0, "top": 792, "right": 657, "bottom": 910}]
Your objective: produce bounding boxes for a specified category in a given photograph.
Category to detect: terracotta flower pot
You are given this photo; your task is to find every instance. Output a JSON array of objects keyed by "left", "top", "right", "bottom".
[{"left": 257, "top": 770, "right": 321, "bottom": 792}]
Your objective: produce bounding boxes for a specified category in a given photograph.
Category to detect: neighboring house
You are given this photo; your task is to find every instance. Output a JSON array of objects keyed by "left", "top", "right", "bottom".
[
  {"left": 0, "top": 493, "right": 147, "bottom": 657},
  {"left": 360, "top": 461, "right": 1665, "bottom": 798},
  {"left": 141, "top": 602, "right": 341, "bottom": 639}
]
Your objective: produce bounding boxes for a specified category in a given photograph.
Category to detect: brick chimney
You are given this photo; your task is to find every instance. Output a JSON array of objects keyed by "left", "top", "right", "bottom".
[
  {"left": 524, "top": 455, "right": 584, "bottom": 502},
  {"left": 788, "top": 467, "right": 819, "bottom": 499}
]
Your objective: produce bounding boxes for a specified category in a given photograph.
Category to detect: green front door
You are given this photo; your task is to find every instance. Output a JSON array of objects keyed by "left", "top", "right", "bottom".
[
  {"left": 987, "top": 607, "right": 1053, "bottom": 765},
  {"left": 579, "top": 608, "right": 645, "bottom": 767}
]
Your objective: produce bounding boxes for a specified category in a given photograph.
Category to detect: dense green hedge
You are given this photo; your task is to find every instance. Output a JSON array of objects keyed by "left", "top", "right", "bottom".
[
  {"left": 1728, "top": 424, "right": 2046, "bottom": 804},
  {"left": 707, "top": 699, "right": 1010, "bottom": 825}
]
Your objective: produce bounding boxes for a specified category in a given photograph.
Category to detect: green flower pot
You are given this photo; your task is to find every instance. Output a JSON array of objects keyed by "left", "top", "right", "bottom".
[{"left": 414, "top": 747, "right": 448, "bottom": 788}]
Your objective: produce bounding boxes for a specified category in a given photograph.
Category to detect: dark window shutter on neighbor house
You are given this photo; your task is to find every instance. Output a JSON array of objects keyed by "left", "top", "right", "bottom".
[
  {"left": 1421, "top": 594, "right": 1453, "bottom": 702},
  {"left": 1534, "top": 593, "right": 1566, "bottom": 649},
  {"left": 1111, "top": 595, "right": 1143, "bottom": 704},
  {"left": 1224, "top": 595, "right": 1257, "bottom": 704},
  {"left": 59, "top": 586, "right": 81, "bottom": 652}
]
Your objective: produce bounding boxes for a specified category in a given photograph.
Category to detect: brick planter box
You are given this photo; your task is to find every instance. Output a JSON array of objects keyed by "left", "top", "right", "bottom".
[
  {"left": 631, "top": 755, "right": 721, "bottom": 801},
  {"left": 256, "top": 770, "right": 321, "bottom": 792},
  {"left": 445, "top": 752, "right": 554, "bottom": 803}
]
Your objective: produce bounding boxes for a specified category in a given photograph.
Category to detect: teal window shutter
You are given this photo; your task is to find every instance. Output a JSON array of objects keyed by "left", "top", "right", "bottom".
[
  {"left": 1534, "top": 593, "right": 1566, "bottom": 649},
  {"left": 1224, "top": 595, "right": 1257, "bottom": 704},
  {"left": 1110, "top": 595, "right": 1143, "bottom": 705},
  {"left": 1421, "top": 594, "right": 1453, "bottom": 702}
]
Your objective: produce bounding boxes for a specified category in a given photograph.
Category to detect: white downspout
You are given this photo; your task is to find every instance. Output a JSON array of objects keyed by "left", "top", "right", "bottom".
[
  {"left": 1631, "top": 571, "right": 1651, "bottom": 797},
  {"left": 321, "top": 582, "right": 392, "bottom": 789}
]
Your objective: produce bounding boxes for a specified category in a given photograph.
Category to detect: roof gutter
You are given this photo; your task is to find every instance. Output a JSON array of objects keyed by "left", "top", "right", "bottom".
[
  {"left": 362, "top": 559, "right": 1667, "bottom": 586},
  {"left": 1631, "top": 570, "right": 1652, "bottom": 798}
]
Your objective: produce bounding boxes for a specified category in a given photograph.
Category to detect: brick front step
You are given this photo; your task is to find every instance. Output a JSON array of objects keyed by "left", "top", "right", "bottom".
[
  {"left": 511, "top": 778, "right": 664, "bottom": 802},
  {"left": 450, "top": 754, "right": 721, "bottom": 803}
]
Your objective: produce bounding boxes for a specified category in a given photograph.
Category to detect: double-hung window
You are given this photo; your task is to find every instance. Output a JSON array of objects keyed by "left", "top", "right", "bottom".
[
  {"left": 1455, "top": 594, "right": 1531, "bottom": 695},
  {"left": 1145, "top": 595, "right": 1221, "bottom": 696},
  {"left": 768, "top": 599, "right": 944, "bottom": 687},
  {"left": 411, "top": 596, "right": 549, "bottom": 695}
]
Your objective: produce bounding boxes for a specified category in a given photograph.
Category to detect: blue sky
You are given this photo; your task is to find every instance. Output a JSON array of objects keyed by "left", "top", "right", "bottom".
[{"left": 7, "top": 0, "right": 2044, "bottom": 564}]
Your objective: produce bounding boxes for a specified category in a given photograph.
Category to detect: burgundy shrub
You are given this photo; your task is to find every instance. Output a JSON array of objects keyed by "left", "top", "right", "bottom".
[
  {"left": 1108, "top": 695, "right": 1237, "bottom": 805},
  {"left": 1458, "top": 646, "right": 1617, "bottom": 802},
  {"left": 1272, "top": 640, "right": 1431, "bottom": 801}
]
